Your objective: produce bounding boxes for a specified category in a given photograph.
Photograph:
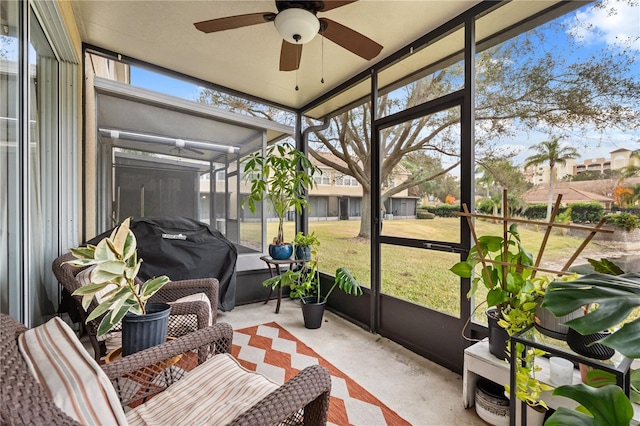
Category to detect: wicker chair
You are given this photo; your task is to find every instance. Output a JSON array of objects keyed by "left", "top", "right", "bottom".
[
  {"left": 0, "top": 314, "right": 331, "bottom": 426},
  {"left": 53, "top": 252, "right": 219, "bottom": 361}
]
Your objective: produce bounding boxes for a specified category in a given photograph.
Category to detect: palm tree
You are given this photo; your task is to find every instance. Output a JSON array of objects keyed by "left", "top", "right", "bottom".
[{"left": 524, "top": 137, "right": 579, "bottom": 220}]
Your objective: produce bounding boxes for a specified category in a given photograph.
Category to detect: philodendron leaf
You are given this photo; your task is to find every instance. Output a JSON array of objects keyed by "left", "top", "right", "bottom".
[
  {"left": 476, "top": 235, "right": 503, "bottom": 253},
  {"left": 335, "top": 267, "right": 362, "bottom": 296},
  {"left": 542, "top": 272, "right": 640, "bottom": 358},
  {"left": 587, "top": 258, "right": 624, "bottom": 275},
  {"left": 487, "top": 287, "right": 508, "bottom": 308},
  {"left": 450, "top": 262, "right": 473, "bottom": 278},
  {"left": 545, "top": 384, "right": 633, "bottom": 426}
]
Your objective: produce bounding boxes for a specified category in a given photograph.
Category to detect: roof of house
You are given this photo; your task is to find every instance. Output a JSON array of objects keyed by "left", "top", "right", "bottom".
[{"left": 522, "top": 185, "right": 613, "bottom": 205}]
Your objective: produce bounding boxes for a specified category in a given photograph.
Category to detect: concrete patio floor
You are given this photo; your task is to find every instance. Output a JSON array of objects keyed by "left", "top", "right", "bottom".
[{"left": 218, "top": 299, "right": 484, "bottom": 426}]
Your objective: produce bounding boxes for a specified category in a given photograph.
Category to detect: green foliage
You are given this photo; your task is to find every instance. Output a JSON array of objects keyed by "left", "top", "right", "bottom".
[
  {"left": 587, "top": 258, "right": 625, "bottom": 275},
  {"left": 416, "top": 211, "right": 436, "bottom": 219},
  {"left": 476, "top": 198, "right": 495, "bottom": 214},
  {"left": 570, "top": 202, "right": 604, "bottom": 223},
  {"left": 450, "top": 223, "right": 535, "bottom": 315},
  {"left": 420, "top": 204, "right": 460, "bottom": 218},
  {"left": 522, "top": 204, "right": 567, "bottom": 220},
  {"left": 545, "top": 384, "right": 634, "bottom": 426},
  {"left": 605, "top": 212, "right": 640, "bottom": 232},
  {"left": 293, "top": 231, "right": 320, "bottom": 248},
  {"left": 65, "top": 218, "right": 170, "bottom": 336},
  {"left": 242, "top": 143, "right": 321, "bottom": 245},
  {"left": 542, "top": 272, "right": 640, "bottom": 359},
  {"left": 262, "top": 245, "right": 362, "bottom": 304},
  {"left": 504, "top": 344, "right": 553, "bottom": 409}
]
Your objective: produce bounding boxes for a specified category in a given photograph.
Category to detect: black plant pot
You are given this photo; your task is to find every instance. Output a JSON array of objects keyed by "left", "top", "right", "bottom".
[
  {"left": 301, "top": 296, "right": 326, "bottom": 329},
  {"left": 122, "top": 302, "right": 171, "bottom": 356},
  {"left": 487, "top": 308, "right": 510, "bottom": 360},
  {"left": 566, "top": 328, "right": 615, "bottom": 360}
]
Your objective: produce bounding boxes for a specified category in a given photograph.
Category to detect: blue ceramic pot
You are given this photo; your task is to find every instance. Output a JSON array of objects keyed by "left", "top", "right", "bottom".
[
  {"left": 295, "top": 246, "right": 311, "bottom": 261},
  {"left": 269, "top": 243, "right": 293, "bottom": 260}
]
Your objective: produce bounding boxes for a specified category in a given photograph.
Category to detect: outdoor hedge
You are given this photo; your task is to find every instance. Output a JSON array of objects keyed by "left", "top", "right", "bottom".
[
  {"left": 417, "top": 211, "right": 436, "bottom": 219},
  {"left": 520, "top": 204, "right": 565, "bottom": 220},
  {"left": 605, "top": 212, "right": 639, "bottom": 231},
  {"left": 419, "top": 204, "right": 460, "bottom": 218},
  {"left": 570, "top": 202, "right": 604, "bottom": 223}
]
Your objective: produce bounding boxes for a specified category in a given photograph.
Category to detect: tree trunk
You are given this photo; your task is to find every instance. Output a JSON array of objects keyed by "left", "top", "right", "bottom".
[
  {"left": 547, "top": 166, "right": 555, "bottom": 221},
  {"left": 358, "top": 190, "right": 371, "bottom": 239}
]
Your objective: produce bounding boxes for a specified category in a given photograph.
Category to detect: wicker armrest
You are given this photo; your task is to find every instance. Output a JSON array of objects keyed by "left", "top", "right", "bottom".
[
  {"left": 152, "top": 278, "right": 219, "bottom": 320},
  {"left": 167, "top": 300, "right": 211, "bottom": 332},
  {"left": 229, "top": 364, "right": 331, "bottom": 426},
  {"left": 102, "top": 322, "right": 233, "bottom": 380}
]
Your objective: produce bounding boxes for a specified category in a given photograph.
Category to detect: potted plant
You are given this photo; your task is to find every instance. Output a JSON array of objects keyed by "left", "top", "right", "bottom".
[
  {"left": 541, "top": 272, "right": 640, "bottom": 425},
  {"left": 65, "top": 218, "right": 171, "bottom": 356},
  {"left": 263, "top": 251, "right": 363, "bottom": 329},
  {"left": 531, "top": 274, "right": 583, "bottom": 340},
  {"left": 451, "top": 223, "right": 537, "bottom": 360},
  {"left": 293, "top": 231, "right": 320, "bottom": 261},
  {"left": 242, "top": 142, "right": 321, "bottom": 260},
  {"left": 504, "top": 345, "right": 553, "bottom": 425}
]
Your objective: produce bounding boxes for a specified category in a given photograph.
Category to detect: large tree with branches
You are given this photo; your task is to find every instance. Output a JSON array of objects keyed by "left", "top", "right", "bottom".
[{"left": 198, "top": 2, "right": 639, "bottom": 238}]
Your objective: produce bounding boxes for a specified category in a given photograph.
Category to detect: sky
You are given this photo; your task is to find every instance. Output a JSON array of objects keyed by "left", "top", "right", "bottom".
[{"left": 130, "top": 0, "right": 640, "bottom": 167}]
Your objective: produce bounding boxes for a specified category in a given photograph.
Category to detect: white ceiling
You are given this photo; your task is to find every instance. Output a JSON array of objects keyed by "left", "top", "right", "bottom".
[{"left": 71, "top": 1, "right": 482, "bottom": 111}]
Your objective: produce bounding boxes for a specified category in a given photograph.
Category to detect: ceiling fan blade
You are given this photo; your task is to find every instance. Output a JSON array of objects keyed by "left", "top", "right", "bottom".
[
  {"left": 280, "top": 40, "right": 303, "bottom": 71},
  {"left": 320, "top": 18, "right": 382, "bottom": 60},
  {"left": 194, "top": 13, "right": 275, "bottom": 33},
  {"left": 320, "top": 1, "right": 359, "bottom": 12}
]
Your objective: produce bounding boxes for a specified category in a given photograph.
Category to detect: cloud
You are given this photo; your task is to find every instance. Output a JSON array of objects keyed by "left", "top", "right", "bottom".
[{"left": 568, "top": 0, "right": 640, "bottom": 51}]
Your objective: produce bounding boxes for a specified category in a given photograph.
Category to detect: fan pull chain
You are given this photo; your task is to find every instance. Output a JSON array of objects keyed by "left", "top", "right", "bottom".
[
  {"left": 321, "top": 30, "right": 325, "bottom": 84},
  {"left": 295, "top": 43, "right": 300, "bottom": 91}
]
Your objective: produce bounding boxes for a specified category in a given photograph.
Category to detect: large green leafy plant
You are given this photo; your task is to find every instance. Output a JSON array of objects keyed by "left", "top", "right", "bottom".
[
  {"left": 263, "top": 252, "right": 363, "bottom": 304},
  {"left": 542, "top": 272, "right": 640, "bottom": 425},
  {"left": 451, "top": 223, "right": 552, "bottom": 410},
  {"left": 450, "top": 223, "right": 537, "bottom": 332},
  {"left": 242, "top": 142, "right": 321, "bottom": 245},
  {"left": 65, "top": 218, "right": 170, "bottom": 336},
  {"left": 542, "top": 272, "right": 640, "bottom": 359}
]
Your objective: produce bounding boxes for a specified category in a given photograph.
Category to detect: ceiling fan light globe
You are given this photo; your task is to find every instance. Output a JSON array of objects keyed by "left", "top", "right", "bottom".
[{"left": 274, "top": 8, "right": 319, "bottom": 44}]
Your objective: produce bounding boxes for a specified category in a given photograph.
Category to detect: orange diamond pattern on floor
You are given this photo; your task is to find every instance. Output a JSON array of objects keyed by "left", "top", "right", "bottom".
[{"left": 231, "top": 322, "right": 411, "bottom": 426}]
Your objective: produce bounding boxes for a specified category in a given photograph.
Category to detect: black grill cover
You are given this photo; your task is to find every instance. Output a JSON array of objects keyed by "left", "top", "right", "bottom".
[{"left": 87, "top": 217, "right": 238, "bottom": 311}]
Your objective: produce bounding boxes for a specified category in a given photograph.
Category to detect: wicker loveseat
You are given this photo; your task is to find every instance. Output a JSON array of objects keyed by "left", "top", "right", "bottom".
[
  {"left": 0, "top": 313, "right": 331, "bottom": 425},
  {"left": 53, "top": 252, "right": 219, "bottom": 361}
]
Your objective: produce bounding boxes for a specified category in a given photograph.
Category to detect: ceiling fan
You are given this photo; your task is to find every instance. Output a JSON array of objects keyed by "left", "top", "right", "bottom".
[{"left": 194, "top": 1, "right": 383, "bottom": 72}]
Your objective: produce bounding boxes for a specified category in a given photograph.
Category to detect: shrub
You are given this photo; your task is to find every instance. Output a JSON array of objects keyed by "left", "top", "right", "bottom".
[
  {"left": 476, "top": 199, "right": 494, "bottom": 215},
  {"left": 522, "top": 204, "right": 553, "bottom": 220},
  {"left": 420, "top": 204, "right": 460, "bottom": 218},
  {"left": 605, "top": 212, "right": 640, "bottom": 232},
  {"left": 417, "top": 211, "right": 436, "bottom": 219},
  {"left": 570, "top": 202, "right": 604, "bottom": 223}
]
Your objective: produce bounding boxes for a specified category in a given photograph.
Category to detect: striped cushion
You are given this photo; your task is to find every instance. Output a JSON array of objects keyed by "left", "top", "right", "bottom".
[
  {"left": 18, "top": 317, "right": 128, "bottom": 425},
  {"left": 126, "top": 353, "right": 279, "bottom": 425},
  {"left": 169, "top": 292, "right": 213, "bottom": 326}
]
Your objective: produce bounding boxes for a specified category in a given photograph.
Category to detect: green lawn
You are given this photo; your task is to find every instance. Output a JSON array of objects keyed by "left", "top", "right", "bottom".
[{"left": 266, "top": 218, "right": 620, "bottom": 317}]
